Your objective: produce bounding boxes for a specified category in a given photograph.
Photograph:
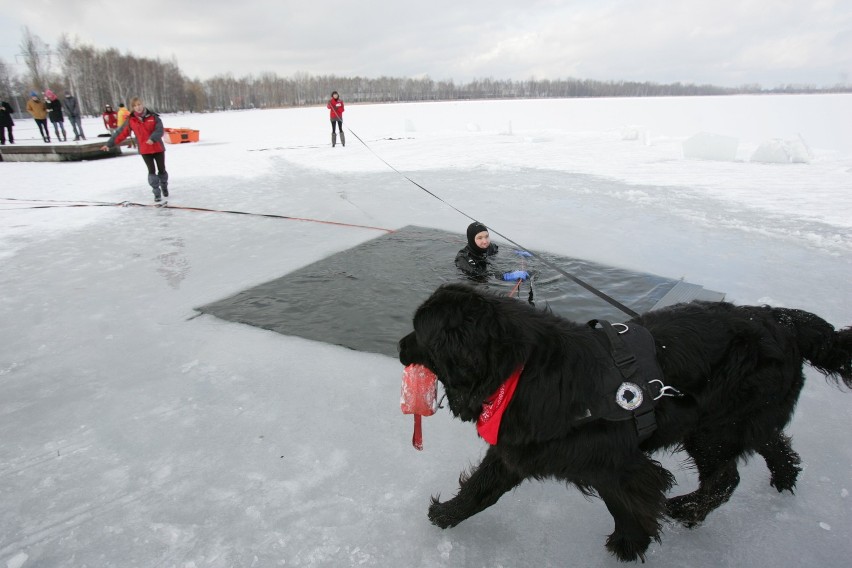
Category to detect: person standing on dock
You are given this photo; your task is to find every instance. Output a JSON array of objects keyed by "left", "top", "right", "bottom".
[
  {"left": 26, "top": 91, "right": 50, "bottom": 142},
  {"left": 63, "top": 91, "right": 86, "bottom": 141},
  {"left": 45, "top": 89, "right": 67, "bottom": 142},
  {"left": 0, "top": 99, "right": 14, "bottom": 145}
]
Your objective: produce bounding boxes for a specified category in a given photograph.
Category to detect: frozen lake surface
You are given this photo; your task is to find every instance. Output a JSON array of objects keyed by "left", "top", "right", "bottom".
[{"left": 1, "top": 95, "right": 850, "bottom": 567}]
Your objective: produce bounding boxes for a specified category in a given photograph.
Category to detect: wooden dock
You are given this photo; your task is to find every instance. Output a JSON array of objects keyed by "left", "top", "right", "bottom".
[{"left": 0, "top": 140, "right": 130, "bottom": 163}]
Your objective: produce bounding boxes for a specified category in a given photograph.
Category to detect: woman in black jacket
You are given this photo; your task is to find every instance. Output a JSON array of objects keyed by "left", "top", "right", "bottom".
[
  {"left": 45, "top": 89, "right": 67, "bottom": 142},
  {"left": 0, "top": 99, "right": 13, "bottom": 145}
]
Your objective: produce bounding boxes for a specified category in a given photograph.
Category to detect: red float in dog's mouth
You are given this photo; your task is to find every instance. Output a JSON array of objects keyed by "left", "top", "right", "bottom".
[{"left": 400, "top": 364, "right": 438, "bottom": 450}]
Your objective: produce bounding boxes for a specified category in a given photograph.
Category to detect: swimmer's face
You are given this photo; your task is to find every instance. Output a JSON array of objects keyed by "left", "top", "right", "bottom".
[{"left": 474, "top": 230, "right": 490, "bottom": 250}]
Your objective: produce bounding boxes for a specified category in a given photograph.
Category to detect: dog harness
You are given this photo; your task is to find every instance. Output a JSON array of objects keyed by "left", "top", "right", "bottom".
[
  {"left": 474, "top": 322, "right": 681, "bottom": 445},
  {"left": 586, "top": 320, "right": 682, "bottom": 442}
]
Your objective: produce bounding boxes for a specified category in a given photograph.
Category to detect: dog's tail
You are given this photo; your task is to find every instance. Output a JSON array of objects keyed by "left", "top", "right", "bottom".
[{"left": 774, "top": 307, "right": 852, "bottom": 388}]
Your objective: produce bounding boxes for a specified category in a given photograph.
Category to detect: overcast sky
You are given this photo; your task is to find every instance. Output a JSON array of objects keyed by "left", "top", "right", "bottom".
[{"left": 2, "top": 0, "right": 850, "bottom": 88}]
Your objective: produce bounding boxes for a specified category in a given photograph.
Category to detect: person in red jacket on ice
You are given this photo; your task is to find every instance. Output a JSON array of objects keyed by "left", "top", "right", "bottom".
[
  {"left": 326, "top": 90, "right": 345, "bottom": 147},
  {"left": 100, "top": 97, "right": 170, "bottom": 203},
  {"left": 102, "top": 104, "right": 118, "bottom": 133}
]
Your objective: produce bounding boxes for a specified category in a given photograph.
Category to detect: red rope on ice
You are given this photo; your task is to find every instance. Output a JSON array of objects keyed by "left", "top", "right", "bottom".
[{"left": 0, "top": 198, "right": 393, "bottom": 234}]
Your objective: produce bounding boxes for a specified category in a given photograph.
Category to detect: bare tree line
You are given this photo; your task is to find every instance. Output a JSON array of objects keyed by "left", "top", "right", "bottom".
[{"left": 2, "top": 28, "right": 849, "bottom": 120}]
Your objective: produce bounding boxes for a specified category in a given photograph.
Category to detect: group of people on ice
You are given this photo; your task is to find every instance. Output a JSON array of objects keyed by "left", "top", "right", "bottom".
[
  {"left": 5, "top": 90, "right": 137, "bottom": 146},
  {"left": 94, "top": 90, "right": 348, "bottom": 205},
  {"left": 10, "top": 86, "right": 523, "bottom": 285},
  {"left": 329, "top": 88, "right": 524, "bottom": 285},
  {"left": 94, "top": 88, "right": 522, "bottom": 286},
  {"left": 19, "top": 89, "right": 86, "bottom": 143},
  {"left": 96, "top": 90, "right": 347, "bottom": 204}
]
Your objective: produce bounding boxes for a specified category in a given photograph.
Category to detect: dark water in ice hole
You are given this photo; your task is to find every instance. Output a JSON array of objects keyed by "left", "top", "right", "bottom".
[{"left": 197, "top": 226, "right": 679, "bottom": 358}]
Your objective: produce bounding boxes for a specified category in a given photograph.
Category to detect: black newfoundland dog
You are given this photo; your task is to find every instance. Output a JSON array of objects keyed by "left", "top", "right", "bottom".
[{"left": 398, "top": 283, "right": 852, "bottom": 562}]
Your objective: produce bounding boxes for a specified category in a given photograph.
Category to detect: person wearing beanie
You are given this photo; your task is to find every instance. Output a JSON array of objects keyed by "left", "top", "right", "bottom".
[
  {"left": 63, "top": 91, "right": 85, "bottom": 141},
  {"left": 100, "top": 96, "right": 169, "bottom": 203},
  {"left": 26, "top": 91, "right": 50, "bottom": 142},
  {"left": 45, "top": 89, "right": 67, "bottom": 142},
  {"left": 0, "top": 98, "right": 14, "bottom": 145}
]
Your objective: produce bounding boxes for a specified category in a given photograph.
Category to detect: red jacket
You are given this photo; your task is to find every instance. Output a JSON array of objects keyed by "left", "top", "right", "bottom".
[
  {"left": 109, "top": 109, "right": 165, "bottom": 154},
  {"left": 102, "top": 109, "right": 117, "bottom": 129},
  {"left": 327, "top": 98, "right": 344, "bottom": 120}
]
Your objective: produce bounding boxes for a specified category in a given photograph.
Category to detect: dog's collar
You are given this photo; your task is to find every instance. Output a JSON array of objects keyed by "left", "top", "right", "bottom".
[{"left": 476, "top": 366, "right": 523, "bottom": 444}]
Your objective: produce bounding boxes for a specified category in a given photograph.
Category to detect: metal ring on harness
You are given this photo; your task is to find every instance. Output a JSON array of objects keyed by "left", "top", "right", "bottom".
[
  {"left": 612, "top": 323, "right": 629, "bottom": 334},
  {"left": 648, "top": 379, "right": 683, "bottom": 400},
  {"left": 615, "top": 382, "right": 644, "bottom": 410}
]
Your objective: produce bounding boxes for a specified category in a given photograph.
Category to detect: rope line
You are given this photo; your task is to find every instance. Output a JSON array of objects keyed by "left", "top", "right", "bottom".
[
  {"left": 343, "top": 125, "right": 640, "bottom": 318},
  {"left": 153, "top": 203, "right": 393, "bottom": 233},
  {"left": 0, "top": 198, "right": 393, "bottom": 234},
  {"left": 4, "top": 113, "right": 639, "bottom": 318}
]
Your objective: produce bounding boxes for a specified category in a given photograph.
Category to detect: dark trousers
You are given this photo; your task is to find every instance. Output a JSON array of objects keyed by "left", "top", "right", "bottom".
[
  {"left": 331, "top": 119, "right": 343, "bottom": 132},
  {"left": 35, "top": 119, "right": 49, "bottom": 140},
  {"left": 51, "top": 119, "right": 66, "bottom": 139},
  {"left": 68, "top": 116, "right": 84, "bottom": 139},
  {"left": 0, "top": 125, "right": 12, "bottom": 144},
  {"left": 142, "top": 152, "right": 167, "bottom": 175}
]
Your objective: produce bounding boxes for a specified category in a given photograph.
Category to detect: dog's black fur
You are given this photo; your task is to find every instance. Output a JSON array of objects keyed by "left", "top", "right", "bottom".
[{"left": 398, "top": 283, "right": 852, "bottom": 562}]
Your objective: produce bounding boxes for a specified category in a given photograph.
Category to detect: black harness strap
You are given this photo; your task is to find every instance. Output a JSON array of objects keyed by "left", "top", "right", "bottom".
[
  {"left": 592, "top": 320, "right": 638, "bottom": 376},
  {"left": 633, "top": 407, "right": 658, "bottom": 441},
  {"left": 588, "top": 320, "right": 667, "bottom": 442}
]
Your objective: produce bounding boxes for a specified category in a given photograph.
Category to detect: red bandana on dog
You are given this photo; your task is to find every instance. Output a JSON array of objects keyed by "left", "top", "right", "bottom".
[{"left": 477, "top": 366, "right": 523, "bottom": 445}]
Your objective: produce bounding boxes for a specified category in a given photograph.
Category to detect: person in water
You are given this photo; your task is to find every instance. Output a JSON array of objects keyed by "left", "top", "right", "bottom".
[{"left": 455, "top": 221, "right": 530, "bottom": 282}]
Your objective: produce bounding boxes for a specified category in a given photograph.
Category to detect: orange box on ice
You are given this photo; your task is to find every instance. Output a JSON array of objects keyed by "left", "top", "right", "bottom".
[{"left": 163, "top": 128, "right": 199, "bottom": 144}]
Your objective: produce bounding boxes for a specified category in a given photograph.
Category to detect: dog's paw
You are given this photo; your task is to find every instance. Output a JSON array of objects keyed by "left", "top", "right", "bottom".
[
  {"left": 605, "top": 532, "right": 651, "bottom": 563},
  {"left": 428, "top": 497, "right": 460, "bottom": 529},
  {"left": 768, "top": 462, "right": 802, "bottom": 494},
  {"left": 666, "top": 495, "right": 704, "bottom": 528},
  {"left": 769, "top": 476, "right": 798, "bottom": 494}
]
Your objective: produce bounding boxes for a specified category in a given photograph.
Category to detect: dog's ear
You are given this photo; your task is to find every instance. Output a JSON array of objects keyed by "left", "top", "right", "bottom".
[
  {"left": 414, "top": 284, "right": 524, "bottom": 397},
  {"left": 413, "top": 287, "right": 486, "bottom": 361}
]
